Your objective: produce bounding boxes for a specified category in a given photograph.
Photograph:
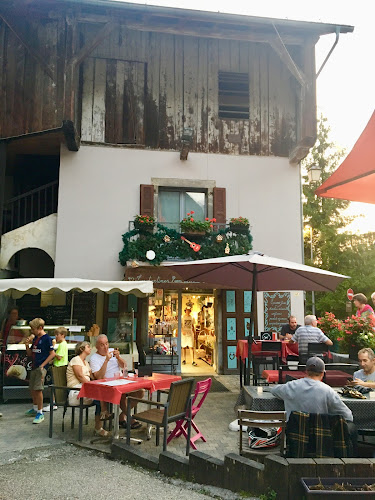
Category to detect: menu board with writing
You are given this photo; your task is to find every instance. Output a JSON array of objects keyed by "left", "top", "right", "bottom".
[{"left": 263, "top": 292, "right": 291, "bottom": 333}]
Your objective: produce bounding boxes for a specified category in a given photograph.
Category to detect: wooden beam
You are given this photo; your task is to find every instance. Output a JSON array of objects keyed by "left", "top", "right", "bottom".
[
  {"left": 0, "top": 10, "right": 55, "bottom": 82},
  {"left": 269, "top": 26, "right": 307, "bottom": 86},
  {"left": 62, "top": 120, "right": 80, "bottom": 151},
  {"left": 71, "top": 20, "right": 118, "bottom": 67},
  {"left": 289, "top": 136, "right": 316, "bottom": 164},
  {"left": 0, "top": 142, "right": 6, "bottom": 247}
]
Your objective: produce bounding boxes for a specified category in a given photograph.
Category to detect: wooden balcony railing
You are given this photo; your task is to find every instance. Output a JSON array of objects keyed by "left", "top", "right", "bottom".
[{"left": 2, "top": 181, "right": 58, "bottom": 234}]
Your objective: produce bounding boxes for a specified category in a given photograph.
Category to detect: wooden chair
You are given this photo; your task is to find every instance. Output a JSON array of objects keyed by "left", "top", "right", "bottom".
[
  {"left": 167, "top": 377, "right": 212, "bottom": 450},
  {"left": 126, "top": 378, "right": 194, "bottom": 455},
  {"left": 238, "top": 409, "right": 287, "bottom": 460},
  {"left": 48, "top": 365, "right": 95, "bottom": 441}
]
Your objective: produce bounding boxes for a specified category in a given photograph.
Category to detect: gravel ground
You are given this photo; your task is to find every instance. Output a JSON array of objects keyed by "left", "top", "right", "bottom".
[{"left": 0, "top": 444, "right": 258, "bottom": 500}]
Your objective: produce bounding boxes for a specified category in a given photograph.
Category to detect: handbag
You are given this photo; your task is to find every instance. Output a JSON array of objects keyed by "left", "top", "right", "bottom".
[{"left": 68, "top": 386, "right": 93, "bottom": 406}]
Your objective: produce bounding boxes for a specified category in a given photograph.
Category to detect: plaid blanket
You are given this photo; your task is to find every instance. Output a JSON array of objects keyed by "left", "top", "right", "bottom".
[{"left": 286, "top": 411, "right": 352, "bottom": 458}]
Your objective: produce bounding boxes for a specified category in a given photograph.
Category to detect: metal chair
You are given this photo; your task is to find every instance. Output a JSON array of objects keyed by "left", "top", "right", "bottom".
[
  {"left": 48, "top": 365, "right": 94, "bottom": 441},
  {"left": 251, "top": 342, "right": 281, "bottom": 386},
  {"left": 238, "top": 409, "right": 287, "bottom": 459},
  {"left": 307, "top": 342, "right": 330, "bottom": 360},
  {"left": 167, "top": 377, "right": 212, "bottom": 450},
  {"left": 126, "top": 378, "right": 194, "bottom": 455}
]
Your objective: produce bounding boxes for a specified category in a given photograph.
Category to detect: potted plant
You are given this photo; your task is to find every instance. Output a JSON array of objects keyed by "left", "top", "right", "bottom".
[
  {"left": 338, "top": 315, "right": 375, "bottom": 359},
  {"left": 134, "top": 214, "right": 155, "bottom": 232},
  {"left": 301, "top": 477, "right": 375, "bottom": 497},
  {"left": 229, "top": 216, "right": 250, "bottom": 233},
  {"left": 180, "top": 212, "right": 215, "bottom": 236},
  {"left": 317, "top": 312, "right": 344, "bottom": 352}
]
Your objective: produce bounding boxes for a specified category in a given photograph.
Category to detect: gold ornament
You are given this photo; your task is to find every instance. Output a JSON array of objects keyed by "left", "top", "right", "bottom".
[
  {"left": 163, "top": 235, "right": 171, "bottom": 243},
  {"left": 131, "top": 260, "right": 139, "bottom": 268},
  {"left": 216, "top": 234, "right": 223, "bottom": 242},
  {"left": 225, "top": 243, "right": 230, "bottom": 254}
]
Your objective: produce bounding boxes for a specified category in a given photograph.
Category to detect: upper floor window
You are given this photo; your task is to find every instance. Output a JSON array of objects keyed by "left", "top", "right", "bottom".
[
  {"left": 158, "top": 188, "right": 207, "bottom": 228},
  {"left": 218, "top": 71, "right": 249, "bottom": 120}
]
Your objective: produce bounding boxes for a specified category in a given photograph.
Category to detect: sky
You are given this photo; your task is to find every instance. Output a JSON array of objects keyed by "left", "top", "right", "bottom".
[{"left": 117, "top": 0, "right": 375, "bottom": 232}]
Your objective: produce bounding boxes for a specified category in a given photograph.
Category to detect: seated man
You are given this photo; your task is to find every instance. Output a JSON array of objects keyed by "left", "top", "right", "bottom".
[
  {"left": 271, "top": 356, "right": 357, "bottom": 455},
  {"left": 291, "top": 314, "right": 332, "bottom": 363},
  {"left": 280, "top": 315, "right": 301, "bottom": 340},
  {"left": 90, "top": 334, "right": 144, "bottom": 429},
  {"left": 349, "top": 347, "right": 375, "bottom": 388}
]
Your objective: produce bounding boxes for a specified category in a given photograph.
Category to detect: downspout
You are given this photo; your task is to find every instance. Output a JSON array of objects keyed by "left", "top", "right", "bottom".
[{"left": 316, "top": 26, "right": 341, "bottom": 78}]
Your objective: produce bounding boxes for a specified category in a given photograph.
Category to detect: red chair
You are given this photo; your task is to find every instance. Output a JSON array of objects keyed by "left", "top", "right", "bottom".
[{"left": 167, "top": 377, "right": 212, "bottom": 450}]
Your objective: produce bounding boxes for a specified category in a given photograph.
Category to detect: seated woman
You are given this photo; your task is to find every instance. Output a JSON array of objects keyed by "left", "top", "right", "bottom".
[{"left": 66, "top": 341, "right": 110, "bottom": 437}]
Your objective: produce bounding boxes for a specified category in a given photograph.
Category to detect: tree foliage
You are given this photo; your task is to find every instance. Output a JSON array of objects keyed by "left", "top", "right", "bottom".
[{"left": 303, "top": 116, "right": 375, "bottom": 318}]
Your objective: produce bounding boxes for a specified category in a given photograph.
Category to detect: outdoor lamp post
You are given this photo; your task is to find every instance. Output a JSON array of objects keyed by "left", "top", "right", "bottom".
[
  {"left": 307, "top": 164, "right": 321, "bottom": 184},
  {"left": 307, "top": 225, "right": 316, "bottom": 315}
]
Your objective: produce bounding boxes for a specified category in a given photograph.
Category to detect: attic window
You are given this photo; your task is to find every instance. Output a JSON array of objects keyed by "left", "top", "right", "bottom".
[{"left": 218, "top": 71, "right": 249, "bottom": 120}]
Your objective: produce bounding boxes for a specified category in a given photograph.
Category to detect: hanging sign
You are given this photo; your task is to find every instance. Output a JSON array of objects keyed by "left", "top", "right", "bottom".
[{"left": 347, "top": 289, "right": 354, "bottom": 301}]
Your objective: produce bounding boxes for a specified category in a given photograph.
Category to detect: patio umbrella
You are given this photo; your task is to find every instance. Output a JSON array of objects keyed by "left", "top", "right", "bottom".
[
  {"left": 163, "top": 252, "right": 349, "bottom": 335},
  {"left": 0, "top": 277, "right": 153, "bottom": 323},
  {"left": 316, "top": 110, "right": 375, "bottom": 204}
]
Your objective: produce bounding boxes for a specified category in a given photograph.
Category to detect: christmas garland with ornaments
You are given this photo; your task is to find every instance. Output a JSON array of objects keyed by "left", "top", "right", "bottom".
[{"left": 119, "top": 222, "right": 253, "bottom": 266}]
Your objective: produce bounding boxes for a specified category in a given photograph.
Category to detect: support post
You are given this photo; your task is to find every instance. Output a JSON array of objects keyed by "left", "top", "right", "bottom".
[{"left": 0, "top": 143, "right": 6, "bottom": 249}]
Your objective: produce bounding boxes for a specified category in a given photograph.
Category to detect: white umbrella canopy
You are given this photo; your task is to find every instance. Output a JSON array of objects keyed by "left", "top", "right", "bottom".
[
  {"left": 0, "top": 277, "right": 153, "bottom": 298},
  {"left": 163, "top": 252, "right": 349, "bottom": 292}
]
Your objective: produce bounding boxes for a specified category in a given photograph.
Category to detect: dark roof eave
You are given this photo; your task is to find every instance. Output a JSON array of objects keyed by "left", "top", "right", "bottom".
[{"left": 30, "top": 0, "right": 354, "bottom": 36}]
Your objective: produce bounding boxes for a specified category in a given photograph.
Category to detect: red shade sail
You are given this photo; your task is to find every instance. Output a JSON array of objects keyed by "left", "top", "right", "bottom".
[{"left": 316, "top": 111, "right": 375, "bottom": 204}]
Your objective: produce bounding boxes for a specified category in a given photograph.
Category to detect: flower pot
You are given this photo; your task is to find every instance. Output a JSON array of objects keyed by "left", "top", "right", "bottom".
[
  {"left": 301, "top": 477, "right": 375, "bottom": 497},
  {"left": 134, "top": 221, "right": 154, "bottom": 233},
  {"left": 181, "top": 231, "right": 207, "bottom": 238},
  {"left": 229, "top": 223, "right": 249, "bottom": 234}
]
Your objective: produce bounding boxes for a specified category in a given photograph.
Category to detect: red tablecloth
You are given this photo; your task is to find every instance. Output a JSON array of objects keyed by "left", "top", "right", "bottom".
[
  {"left": 262, "top": 369, "right": 352, "bottom": 387},
  {"left": 235, "top": 339, "right": 299, "bottom": 364},
  {"left": 78, "top": 373, "right": 181, "bottom": 405}
]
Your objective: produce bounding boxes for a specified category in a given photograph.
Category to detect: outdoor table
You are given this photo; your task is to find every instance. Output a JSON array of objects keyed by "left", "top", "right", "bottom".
[
  {"left": 262, "top": 369, "right": 352, "bottom": 386},
  {"left": 244, "top": 385, "right": 375, "bottom": 431},
  {"left": 78, "top": 373, "right": 181, "bottom": 439}
]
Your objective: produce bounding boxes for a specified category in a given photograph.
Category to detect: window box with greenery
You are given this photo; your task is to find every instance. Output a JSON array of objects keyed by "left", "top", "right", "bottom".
[
  {"left": 134, "top": 214, "right": 155, "bottom": 231},
  {"left": 229, "top": 216, "right": 250, "bottom": 233},
  {"left": 180, "top": 212, "right": 215, "bottom": 236}
]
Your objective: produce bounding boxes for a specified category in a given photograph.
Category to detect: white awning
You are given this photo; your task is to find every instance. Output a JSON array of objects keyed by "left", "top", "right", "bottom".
[{"left": 0, "top": 277, "right": 153, "bottom": 298}]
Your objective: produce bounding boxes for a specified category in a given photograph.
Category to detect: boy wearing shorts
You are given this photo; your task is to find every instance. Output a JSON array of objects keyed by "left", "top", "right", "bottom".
[{"left": 25, "top": 318, "right": 55, "bottom": 424}]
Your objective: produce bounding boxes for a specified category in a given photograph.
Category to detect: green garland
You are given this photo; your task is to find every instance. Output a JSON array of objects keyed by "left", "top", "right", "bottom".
[{"left": 119, "top": 223, "right": 253, "bottom": 266}]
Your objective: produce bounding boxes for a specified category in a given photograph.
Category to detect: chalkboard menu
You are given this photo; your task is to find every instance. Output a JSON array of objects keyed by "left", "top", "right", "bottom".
[
  {"left": 66, "top": 291, "right": 96, "bottom": 330},
  {"left": 44, "top": 305, "right": 71, "bottom": 325},
  {"left": 263, "top": 292, "right": 291, "bottom": 333}
]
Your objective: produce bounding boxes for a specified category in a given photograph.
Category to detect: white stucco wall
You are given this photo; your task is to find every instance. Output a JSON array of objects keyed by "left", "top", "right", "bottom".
[
  {"left": 55, "top": 144, "right": 303, "bottom": 280},
  {"left": 0, "top": 214, "right": 57, "bottom": 269}
]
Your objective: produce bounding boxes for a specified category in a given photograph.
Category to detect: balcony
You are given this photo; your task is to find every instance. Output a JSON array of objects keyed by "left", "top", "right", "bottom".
[
  {"left": 2, "top": 181, "right": 58, "bottom": 234},
  {"left": 119, "top": 220, "right": 253, "bottom": 266}
]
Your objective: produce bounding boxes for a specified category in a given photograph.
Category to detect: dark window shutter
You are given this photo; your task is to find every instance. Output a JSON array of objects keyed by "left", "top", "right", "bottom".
[
  {"left": 140, "top": 184, "right": 154, "bottom": 216},
  {"left": 213, "top": 187, "right": 226, "bottom": 223}
]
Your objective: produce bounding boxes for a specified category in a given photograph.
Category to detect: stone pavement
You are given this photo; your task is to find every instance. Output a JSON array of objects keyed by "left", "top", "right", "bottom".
[{"left": 0, "top": 375, "right": 243, "bottom": 461}]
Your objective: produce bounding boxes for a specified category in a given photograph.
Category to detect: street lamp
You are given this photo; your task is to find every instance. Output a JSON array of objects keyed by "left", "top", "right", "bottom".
[
  {"left": 306, "top": 225, "right": 316, "bottom": 315},
  {"left": 307, "top": 164, "right": 321, "bottom": 184}
]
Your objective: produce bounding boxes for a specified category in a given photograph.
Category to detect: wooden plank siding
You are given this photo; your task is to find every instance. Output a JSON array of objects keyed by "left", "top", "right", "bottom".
[{"left": 0, "top": 16, "right": 305, "bottom": 158}]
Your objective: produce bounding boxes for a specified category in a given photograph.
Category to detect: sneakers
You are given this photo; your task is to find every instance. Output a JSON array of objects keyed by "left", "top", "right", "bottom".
[
  {"left": 25, "top": 408, "right": 37, "bottom": 417},
  {"left": 43, "top": 405, "right": 58, "bottom": 412},
  {"left": 32, "top": 413, "right": 45, "bottom": 424}
]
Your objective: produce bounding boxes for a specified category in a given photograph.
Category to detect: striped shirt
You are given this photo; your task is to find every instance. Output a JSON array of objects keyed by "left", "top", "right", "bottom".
[{"left": 292, "top": 325, "right": 329, "bottom": 359}]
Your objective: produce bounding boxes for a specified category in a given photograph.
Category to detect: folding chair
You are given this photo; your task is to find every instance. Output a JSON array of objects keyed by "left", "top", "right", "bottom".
[
  {"left": 126, "top": 378, "right": 194, "bottom": 455},
  {"left": 167, "top": 377, "right": 212, "bottom": 450}
]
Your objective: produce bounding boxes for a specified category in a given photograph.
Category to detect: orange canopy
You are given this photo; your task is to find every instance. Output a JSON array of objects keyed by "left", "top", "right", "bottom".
[{"left": 316, "top": 111, "right": 375, "bottom": 204}]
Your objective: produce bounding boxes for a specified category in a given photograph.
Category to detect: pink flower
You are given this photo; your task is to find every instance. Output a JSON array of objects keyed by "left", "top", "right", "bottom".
[
  {"left": 191, "top": 210, "right": 195, "bottom": 214},
  {"left": 190, "top": 218, "right": 194, "bottom": 222}
]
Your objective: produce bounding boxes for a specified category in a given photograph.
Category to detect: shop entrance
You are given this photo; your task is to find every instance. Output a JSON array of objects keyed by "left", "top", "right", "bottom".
[{"left": 147, "top": 289, "right": 216, "bottom": 375}]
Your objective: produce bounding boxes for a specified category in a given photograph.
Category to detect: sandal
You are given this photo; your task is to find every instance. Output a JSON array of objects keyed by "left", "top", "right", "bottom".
[
  {"left": 119, "top": 420, "right": 127, "bottom": 429},
  {"left": 94, "top": 427, "right": 109, "bottom": 437},
  {"left": 130, "top": 419, "right": 142, "bottom": 429},
  {"left": 100, "top": 411, "right": 114, "bottom": 421}
]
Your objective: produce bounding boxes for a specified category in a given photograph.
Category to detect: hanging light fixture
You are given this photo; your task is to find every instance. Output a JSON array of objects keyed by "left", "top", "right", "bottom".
[{"left": 307, "top": 164, "right": 321, "bottom": 184}]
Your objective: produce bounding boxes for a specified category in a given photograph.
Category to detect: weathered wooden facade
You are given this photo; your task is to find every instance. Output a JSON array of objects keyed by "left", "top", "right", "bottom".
[{"left": 0, "top": 0, "right": 352, "bottom": 158}]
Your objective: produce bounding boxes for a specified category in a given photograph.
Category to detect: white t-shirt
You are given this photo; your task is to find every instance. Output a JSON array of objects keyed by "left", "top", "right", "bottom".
[{"left": 89, "top": 348, "right": 120, "bottom": 379}]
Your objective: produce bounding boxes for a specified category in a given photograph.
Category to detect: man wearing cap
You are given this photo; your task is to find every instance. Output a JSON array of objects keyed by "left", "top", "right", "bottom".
[{"left": 271, "top": 357, "right": 357, "bottom": 454}]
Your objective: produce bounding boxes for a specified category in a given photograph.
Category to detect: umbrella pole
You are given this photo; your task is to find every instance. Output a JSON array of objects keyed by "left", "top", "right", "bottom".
[
  {"left": 246, "top": 265, "right": 258, "bottom": 385},
  {"left": 70, "top": 291, "right": 75, "bottom": 325}
]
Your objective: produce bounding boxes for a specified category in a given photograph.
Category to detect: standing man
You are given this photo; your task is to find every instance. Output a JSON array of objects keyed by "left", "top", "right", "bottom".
[
  {"left": 90, "top": 334, "right": 144, "bottom": 429},
  {"left": 280, "top": 316, "right": 301, "bottom": 340},
  {"left": 291, "top": 314, "right": 332, "bottom": 363},
  {"left": 181, "top": 308, "right": 197, "bottom": 366},
  {"left": 349, "top": 348, "right": 375, "bottom": 388},
  {"left": 25, "top": 318, "right": 55, "bottom": 424}
]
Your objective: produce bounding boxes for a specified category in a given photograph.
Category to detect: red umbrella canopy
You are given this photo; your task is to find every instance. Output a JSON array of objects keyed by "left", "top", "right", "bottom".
[{"left": 316, "top": 110, "right": 375, "bottom": 204}]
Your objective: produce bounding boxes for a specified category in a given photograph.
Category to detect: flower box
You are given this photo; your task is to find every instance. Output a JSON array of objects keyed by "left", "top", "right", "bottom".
[
  {"left": 134, "top": 221, "right": 154, "bottom": 232},
  {"left": 229, "top": 223, "right": 250, "bottom": 234},
  {"left": 301, "top": 477, "right": 375, "bottom": 498}
]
